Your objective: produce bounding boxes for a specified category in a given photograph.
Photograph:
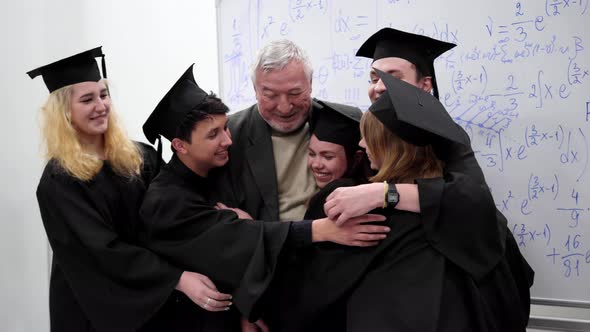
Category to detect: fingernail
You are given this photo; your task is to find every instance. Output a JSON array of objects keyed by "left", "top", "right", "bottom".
[
  {"left": 385, "top": 227, "right": 390, "bottom": 232},
  {"left": 229, "top": 295, "right": 233, "bottom": 300},
  {"left": 225, "top": 307, "right": 230, "bottom": 311},
  {"left": 228, "top": 302, "right": 233, "bottom": 306}
]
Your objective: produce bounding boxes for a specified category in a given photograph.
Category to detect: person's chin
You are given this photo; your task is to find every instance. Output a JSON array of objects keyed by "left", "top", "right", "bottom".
[
  {"left": 272, "top": 124, "right": 295, "bottom": 133},
  {"left": 314, "top": 175, "right": 331, "bottom": 189},
  {"left": 88, "top": 126, "right": 108, "bottom": 136},
  {"left": 89, "top": 118, "right": 108, "bottom": 130},
  {"left": 271, "top": 119, "right": 305, "bottom": 133},
  {"left": 215, "top": 156, "right": 229, "bottom": 167}
]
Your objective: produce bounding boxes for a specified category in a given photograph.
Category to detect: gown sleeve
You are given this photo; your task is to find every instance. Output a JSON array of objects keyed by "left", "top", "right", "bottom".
[
  {"left": 304, "top": 178, "right": 359, "bottom": 220},
  {"left": 37, "top": 168, "right": 182, "bottom": 332},
  {"left": 415, "top": 132, "right": 508, "bottom": 281},
  {"left": 140, "top": 183, "right": 293, "bottom": 321},
  {"left": 416, "top": 171, "right": 503, "bottom": 281}
]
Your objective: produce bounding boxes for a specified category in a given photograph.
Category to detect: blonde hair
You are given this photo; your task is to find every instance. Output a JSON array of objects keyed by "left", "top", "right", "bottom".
[
  {"left": 360, "top": 111, "right": 443, "bottom": 183},
  {"left": 40, "top": 81, "right": 142, "bottom": 181}
]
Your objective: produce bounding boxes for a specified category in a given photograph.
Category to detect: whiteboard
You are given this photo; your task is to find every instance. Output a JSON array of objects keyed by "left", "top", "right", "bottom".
[{"left": 217, "top": 0, "right": 590, "bottom": 306}]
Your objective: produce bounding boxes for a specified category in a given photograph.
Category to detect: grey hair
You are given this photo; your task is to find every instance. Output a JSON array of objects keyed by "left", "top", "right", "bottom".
[{"left": 250, "top": 39, "right": 313, "bottom": 83}]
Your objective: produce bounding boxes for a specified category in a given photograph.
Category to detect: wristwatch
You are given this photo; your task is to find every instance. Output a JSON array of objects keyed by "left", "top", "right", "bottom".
[{"left": 385, "top": 183, "right": 400, "bottom": 208}]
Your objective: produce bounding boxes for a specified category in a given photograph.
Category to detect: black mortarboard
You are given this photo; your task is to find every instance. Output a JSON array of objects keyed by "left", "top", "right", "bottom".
[
  {"left": 142, "top": 64, "right": 208, "bottom": 144},
  {"left": 356, "top": 28, "right": 455, "bottom": 99},
  {"left": 26, "top": 46, "right": 106, "bottom": 93},
  {"left": 311, "top": 100, "right": 362, "bottom": 155},
  {"left": 369, "top": 69, "right": 468, "bottom": 148}
]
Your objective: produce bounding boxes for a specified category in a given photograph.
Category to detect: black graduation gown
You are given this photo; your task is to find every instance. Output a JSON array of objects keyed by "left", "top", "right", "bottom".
[
  {"left": 427, "top": 132, "right": 534, "bottom": 319},
  {"left": 274, "top": 174, "right": 529, "bottom": 332},
  {"left": 36, "top": 143, "right": 182, "bottom": 332},
  {"left": 304, "top": 172, "right": 510, "bottom": 287},
  {"left": 139, "top": 155, "right": 312, "bottom": 328}
]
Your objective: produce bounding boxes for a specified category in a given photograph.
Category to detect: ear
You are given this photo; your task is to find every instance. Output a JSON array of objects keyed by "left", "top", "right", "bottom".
[
  {"left": 252, "top": 82, "right": 260, "bottom": 102},
  {"left": 65, "top": 110, "right": 72, "bottom": 123},
  {"left": 353, "top": 150, "right": 364, "bottom": 163},
  {"left": 252, "top": 69, "right": 260, "bottom": 94},
  {"left": 350, "top": 150, "right": 365, "bottom": 169},
  {"left": 171, "top": 138, "right": 187, "bottom": 155},
  {"left": 419, "top": 76, "right": 433, "bottom": 93}
]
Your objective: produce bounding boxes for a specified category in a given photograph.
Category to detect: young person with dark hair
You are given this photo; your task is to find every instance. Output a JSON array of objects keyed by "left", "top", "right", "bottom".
[{"left": 139, "top": 64, "right": 388, "bottom": 331}]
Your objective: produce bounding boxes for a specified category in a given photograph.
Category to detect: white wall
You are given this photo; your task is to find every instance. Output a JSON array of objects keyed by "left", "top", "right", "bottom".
[{"left": 0, "top": 1, "right": 219, "bottom": 331}]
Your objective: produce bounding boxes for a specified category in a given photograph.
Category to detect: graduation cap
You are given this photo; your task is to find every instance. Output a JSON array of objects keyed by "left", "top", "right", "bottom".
[
  {"left": 142, "top": 64, "right": 208, "bottom": 145},
  {"left": 310, "top": 100, "right": 362, "bottom": 155},
  {"left": 369, "top": 68, "right": 468, "bottom": 148},
  {"left": 356, "top": 28, "right": 455, "bottom": 99},
  {"left": 26, "top": 46, "right": 107, "bottom": 92}
]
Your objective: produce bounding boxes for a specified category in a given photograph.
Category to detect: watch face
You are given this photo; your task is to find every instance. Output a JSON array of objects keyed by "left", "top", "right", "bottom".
[
  {"left": 387, "top": 185, "right": 399, "bottom": 205},
  {"left": 387, "top": 191, "right": 399, "bottom": 203}
]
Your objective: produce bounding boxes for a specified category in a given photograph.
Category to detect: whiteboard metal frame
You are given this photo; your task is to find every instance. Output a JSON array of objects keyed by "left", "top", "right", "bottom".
[
  {"left": 529, "top": 316, "right": 590, "bottom": 332},
  {"left": 532, "top": 298, "right": 590, "bottom": 309}
]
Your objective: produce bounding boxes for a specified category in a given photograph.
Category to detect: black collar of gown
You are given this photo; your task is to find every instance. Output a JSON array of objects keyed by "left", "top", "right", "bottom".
[{"left": 166, "top": 154, "right": 210, "bottom": 192}]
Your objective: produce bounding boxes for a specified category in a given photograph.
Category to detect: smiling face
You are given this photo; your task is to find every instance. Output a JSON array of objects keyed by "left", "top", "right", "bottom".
[
  {"left": 175, "top": 114, "right": 232, "bottom": 177},
  {"left": 307, "top": 134, "right": 349, "bottom": 188},
  {"left": 69, "top": 81, "right": 110, "bottom": 140},
  {"left": 254, "top": 60, "right": 312, "bottom": 134},
  {"left": 368, "top": 57, "right": 432, "bottom": 103}
]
